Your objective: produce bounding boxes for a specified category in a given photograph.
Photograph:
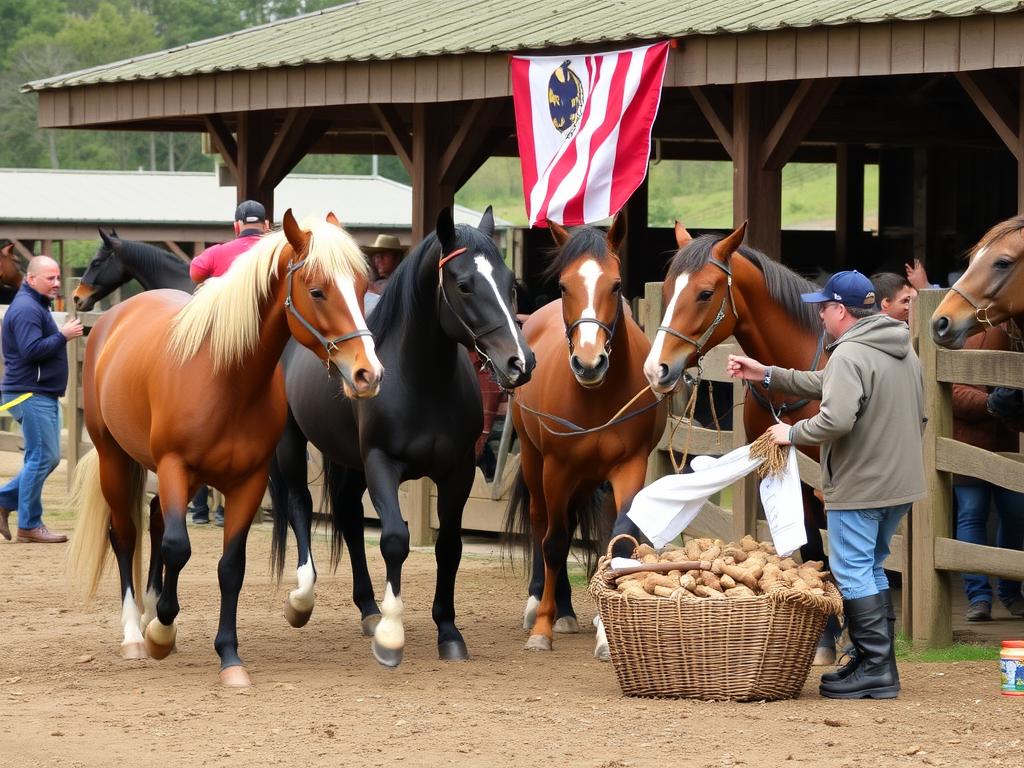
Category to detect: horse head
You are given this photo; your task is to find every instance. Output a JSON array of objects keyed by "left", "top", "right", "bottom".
[
  {"left": 546, "top": 215, "right": 626, "bottom": 388},
  {"left": 644, "top": 221, "right": 747, "bottom": 394},
  {"left": 931, "top": 216, "right": 1024, "bottom": 348},
  {"left": 281, "top": 209, "right": 383, "bottom": 398},
  {"left": 0, "top": 244, "right": 23, "bottom": 289},
  {"left": 74, "top": 228, "right": 129, "bottom": 311},
  {"left": 435, "top": 206, "right": 534, "bottom": 389}
]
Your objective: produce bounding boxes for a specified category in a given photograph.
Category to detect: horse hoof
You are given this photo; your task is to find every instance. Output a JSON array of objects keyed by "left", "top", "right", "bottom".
[
  {"left": 813, "top": 646, "right": 837, "bottom": 666},
  {"left": 594, "top": 642, "right": 611, "bottom": 662},
  {"left": 219, "top": 665, "right": 252, "bottom": 688},
  {"left": 524, "top": 634, "right": 553, "bottom": 652},
  {"left": 372, "top": 639, "right": 404, "bottom": 668},
  {"left": 143, "top": 620, "right": 176, "bottom": 660},
  {"left": 121, "top": 642, "right": 149, "bottom": 661},
  {"left": 283, "top": 599, "right": 312, "bottom": 628},
  {"left": 361, "top": 613, "right": 382, "bottom": 637},
  {"left": 438, "top": 640, "right": 470, "bottom": 661},
  {"left": 553, "top": 616, "right": 580, "bottom": 634}
]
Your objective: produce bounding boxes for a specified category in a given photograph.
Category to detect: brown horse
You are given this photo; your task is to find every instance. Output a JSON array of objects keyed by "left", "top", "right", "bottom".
[
  {"left": 932, "top": 215, "right": 1024, "bottom": 348},
  {"left": 0, "top": 243, "right": 23, "bottom": 297},
  {"left": 66, "top": 210, "right": 382, "bottom": 687},
  {"left": 506, "top": 218, "right": 666, "bottom": 658}
]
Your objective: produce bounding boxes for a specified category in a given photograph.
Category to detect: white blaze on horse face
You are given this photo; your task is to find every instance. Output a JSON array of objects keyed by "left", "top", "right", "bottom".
[
  {"left": 374, "top": 582, "right": 405, "bottom": 651},
  {"left": 289, "top": 556, "right": 316, "bottom": 613},
  {"left": 121, "top": 589, "right": 145, "bottom": 646},
  {"left": 644, "top": 274, "right": 689, "bottom": 380},
  {"left": 473, "top": 255, "right": 526, "bottom": 363},
  {"left": 336, "top": 275, "right": 383, "bottom": 375},
  {"left": 575, "top": 259, "right": 603, "bottom": 349}
]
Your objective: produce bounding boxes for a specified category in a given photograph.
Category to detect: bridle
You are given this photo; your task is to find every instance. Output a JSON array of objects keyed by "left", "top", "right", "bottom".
[
  {"left": 564, "top": 283, "right": 622, "bottom": 357},
  {"left": 283, "top": 257, "right": 373, "bottom": 363},
  {"left": 437, "top": 245, "right": 510, "bottom": 377},
  {"left": 656, "top": 257, "right": 737, "bottom": 362}
]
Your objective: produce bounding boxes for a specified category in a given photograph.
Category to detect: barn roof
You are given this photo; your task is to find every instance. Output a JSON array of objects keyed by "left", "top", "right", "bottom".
[{"left": 23, "top": 0, "right": 1024, "bottom": 91}]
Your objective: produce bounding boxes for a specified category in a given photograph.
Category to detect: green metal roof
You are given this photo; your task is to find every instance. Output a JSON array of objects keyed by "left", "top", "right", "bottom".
[{"left": 24, "top": 0, "right": 1024, "bottom": 92}]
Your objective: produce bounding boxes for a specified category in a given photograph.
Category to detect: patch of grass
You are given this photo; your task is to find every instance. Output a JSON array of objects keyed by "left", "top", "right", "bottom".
[{"left": 894, "top": 633, "right": 1000, "bottom": 662}]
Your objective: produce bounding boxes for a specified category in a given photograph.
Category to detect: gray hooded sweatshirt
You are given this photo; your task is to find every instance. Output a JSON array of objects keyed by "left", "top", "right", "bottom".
[{"left": 770, "top": 313, "right": 926, "bottom": 510}]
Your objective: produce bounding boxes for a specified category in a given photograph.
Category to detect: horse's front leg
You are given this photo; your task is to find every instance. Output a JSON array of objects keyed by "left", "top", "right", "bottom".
[
  {"left": 139, "top": 495, "right": 163, "bottom": 637},
  {"left": 527, "top": 460, "right": 574, "bottom": 652},
  {"left": 272, "top": 415, "right": 317, "bottom": 628},
  {"left": 363, "top": 450, "right": 408, "bottom": 667},
  {"left": 145, "top": 457, "right": 192, "bottom": 662},
  {"left": 432, "top": 458, "right": 475, "bottom": 661},
  {"left": 213, "top": 470, "right": 268, "bottom": 687},
  {"left": 325, "top": 464, "right": 380, "bottom": 636}
]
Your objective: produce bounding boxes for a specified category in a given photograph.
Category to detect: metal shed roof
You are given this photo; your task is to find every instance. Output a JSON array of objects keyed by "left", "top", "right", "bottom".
[
  {"left": 0, "top": 168, "right": 508, "bottom": 229},
  {"left": 24, "top": 0, "right": 1024, "bottom": 91}
]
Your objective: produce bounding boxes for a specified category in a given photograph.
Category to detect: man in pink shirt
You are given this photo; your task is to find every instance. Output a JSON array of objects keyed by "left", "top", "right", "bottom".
[
  {"left": 188, "top": 200, "right": 269, "bottom": 525},
  {"left": 190, "top": 199, "right": 270, "bottom": 282}
]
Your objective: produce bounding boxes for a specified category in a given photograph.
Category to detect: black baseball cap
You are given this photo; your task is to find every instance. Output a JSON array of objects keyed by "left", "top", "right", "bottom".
[{"left": 234, "top": 200, "right": 266, "bottom": 224}]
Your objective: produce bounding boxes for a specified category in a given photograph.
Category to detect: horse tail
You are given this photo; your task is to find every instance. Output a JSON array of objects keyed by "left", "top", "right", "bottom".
[
  {"left": 574, "top": 482, "right": 614, "bottom": 577},
  {"left": 501, "top": 467, "right": 532, "bottom": 572},
  {"left": 268, "top": 453, "right": 290, "bottom": 583},
  {"left": 322, "top": 460, "right": 346, "bottom": 573},
  {"left": 66, "top": 449, "right": 147, "bottom": 605}
]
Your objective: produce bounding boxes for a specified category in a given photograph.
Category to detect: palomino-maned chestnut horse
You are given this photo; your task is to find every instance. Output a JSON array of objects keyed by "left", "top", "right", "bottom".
[
  {"left": 506, "top": 218, "right": 666, "bottom": 658},
  {"left": 67, "top": 211, "right": 383, "bottom": 687},
  {"left": 269, "top": 207, "right": 534, "bottom": 666},
  {"left": 72, "top": 229, "right": 193, "bottom": 311},
  {"left": 0, "top": 243, "right": 23, "bottom": 303},
  {"left": 932, "top": 214, "right": 1024, "bottom": 349},
  {"left": 642, "top": 223, "right": 841, "bottom": 658}
]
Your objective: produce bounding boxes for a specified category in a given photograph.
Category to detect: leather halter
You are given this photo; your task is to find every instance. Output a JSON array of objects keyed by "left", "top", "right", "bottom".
[
  {"left": 950, "top": 254, "right": 1023, "bottom": 328},
  {"left": 283, "top": 258, "right": 373, "bottom": 362},
  {"left": 436, "top": 246, "right": 509, "bottom": 374},
  {"left": 656, "top": 257, "right": 737, "bottom": 359},
  {"left": 565, "top": 285, "right": 622, "bottom": 357}
]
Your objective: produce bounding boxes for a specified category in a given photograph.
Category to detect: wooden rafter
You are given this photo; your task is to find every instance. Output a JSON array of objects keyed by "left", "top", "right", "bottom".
[
  {"left": 257, "top": 109, "right": 313, "bottom": 190},
  {"left": 761, "top": 79, "right": 840, "bottom": 171},
  {"left": 955, "top": 71, "right": 1019, "bottom": 160},
  {"left": 162, "top": 241, "right": 191, "bottom": 263},
  {"left": 370, "top": 104, "right": 412, "bottom": 173},
  {"left": 438, "top": 99, "right": 505, "bottom": 189},
  {"left": 688, "top": 86, "right": 733, "bottom": 157},
  {"left": 9, "top": 239, "right": 34, "bottom": 262},
  {"left": 202, "top": 114, "right": 239, "bottom": 180}
]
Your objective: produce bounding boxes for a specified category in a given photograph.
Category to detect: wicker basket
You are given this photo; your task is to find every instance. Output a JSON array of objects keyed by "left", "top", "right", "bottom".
[{"left": 589, "top": 535, "right": 843, "bottom": 701}]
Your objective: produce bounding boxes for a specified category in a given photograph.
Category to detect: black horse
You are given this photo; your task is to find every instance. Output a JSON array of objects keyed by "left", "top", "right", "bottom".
[
  {"left": 270, "top": 206, "right": 535, "bottom": 666},
  {"left": 72, "top": 228, "right": 193, "bottom": 311}
]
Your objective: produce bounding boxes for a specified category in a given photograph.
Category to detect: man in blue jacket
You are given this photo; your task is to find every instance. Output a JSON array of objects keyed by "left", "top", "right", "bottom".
[{"left": 0, "top": 256, "right": 83, "bottom": 543}]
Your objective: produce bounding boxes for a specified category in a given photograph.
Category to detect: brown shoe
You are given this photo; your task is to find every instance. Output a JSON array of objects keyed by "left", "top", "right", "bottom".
[
  {"left": 16, "top": 525, "right": 68, "bottom": 544},
  {"left": 0, "top": 508, "right": 10, "bottom": 541}
]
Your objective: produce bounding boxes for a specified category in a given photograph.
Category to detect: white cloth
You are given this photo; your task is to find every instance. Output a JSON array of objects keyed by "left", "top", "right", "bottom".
[{"left": 627, "top": 444, "right": 806, "bottom": 556}]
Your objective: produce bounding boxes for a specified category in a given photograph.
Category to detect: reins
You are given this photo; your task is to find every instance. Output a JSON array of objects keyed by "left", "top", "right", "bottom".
[{"left": 511, "top": 384, "right": 662, "bottom": 437}]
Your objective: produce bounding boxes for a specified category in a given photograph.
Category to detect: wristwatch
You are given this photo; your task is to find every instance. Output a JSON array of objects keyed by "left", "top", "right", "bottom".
[{"left": 762, "top": 366, "right": 772, "bottom": 389}]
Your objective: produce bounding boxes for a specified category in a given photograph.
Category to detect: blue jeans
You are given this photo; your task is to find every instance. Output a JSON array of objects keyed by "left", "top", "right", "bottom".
[
  {"left": 0, "top": 393, "right": 61, "bottom": 530},
  {"left": 827, "top": 504, "right": 911, "bottom": 600},
  {"left": 954, "top": 484, "right": 1024, "bottom": 607}
]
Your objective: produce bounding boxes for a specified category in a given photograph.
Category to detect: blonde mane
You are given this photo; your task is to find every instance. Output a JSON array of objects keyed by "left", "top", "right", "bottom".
[{"left": 167, "top": 219, "right": 368, "bottom": 373}]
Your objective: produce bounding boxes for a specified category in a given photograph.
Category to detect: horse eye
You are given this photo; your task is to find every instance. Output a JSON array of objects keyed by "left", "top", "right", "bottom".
[
  {"left": 611, "top": 281, "right": 622, "bottom": 294},
  {"left": 309, "top": 287, "right": 326, "bottom": 300},
  {"left": 558, "top": 283, "right": 567, "bottom": 294},
  {"left": 457, "top": 281, "right": 472, "bottom": 295},
  {"left": 995, "top": 259, "right": 1012, "bottom": 270},
  {"left": 698, "top": 290, "right": 714, "bottom": 302}
]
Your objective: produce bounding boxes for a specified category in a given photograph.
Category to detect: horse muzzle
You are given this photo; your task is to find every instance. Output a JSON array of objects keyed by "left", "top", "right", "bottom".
[
  {"left": 930, "top": 313, "right": 973, "bottom": 350},
  {"left": 570, "top": 352, "right": 609, "bottom": 389},
  {"left": 334, "top": 356, "right": 384, "bottom": 399}
]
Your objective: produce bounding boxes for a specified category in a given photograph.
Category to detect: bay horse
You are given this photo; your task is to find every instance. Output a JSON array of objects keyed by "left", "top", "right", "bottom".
[
  {"left": 505, "top": 218, "right": 666, "bottom": 657},
  {"left": 642, "top": 223, "right": 841, "bottom": 659},
  {"left": 931, "top": 214, "right": 1024, "bottom": 348},
  {"left": 73, "top": 229, "right": 193, "bottom": 311},
  {"left": 0, "top": 243, "right": 23, "bottom": 303},
  {"left": 269, "top": 207, "right": 534, "bottom": 666},
  {"left": 66, "top": 210, "right": 383, "bottom": 687}
]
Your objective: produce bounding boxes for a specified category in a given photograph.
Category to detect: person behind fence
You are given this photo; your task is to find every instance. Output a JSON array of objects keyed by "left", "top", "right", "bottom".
[
  {"left": 951, "top": 323, "right": 1024, "bottom": 621},
  {"left": 187, "top": 199, "right": 269, "bottom": 526},
  {"left": 870, "top": 272, "right": 917, "bottom": 325},
  {"left": 0, "top": 256, "right": 83, "bottom": 543},
  {"left": 727, "top": 270, "right": 925, "bottom": 699}
]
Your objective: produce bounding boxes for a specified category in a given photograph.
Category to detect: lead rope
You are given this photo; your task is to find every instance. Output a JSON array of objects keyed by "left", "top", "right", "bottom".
[{"left": 512, "top": 384, "right": 662, "bottom": 437}]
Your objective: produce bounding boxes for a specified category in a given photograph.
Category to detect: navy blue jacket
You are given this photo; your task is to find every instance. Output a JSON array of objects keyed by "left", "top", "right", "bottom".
[{"left": 1, "top": 283, "right": 69, "bottom": 396}]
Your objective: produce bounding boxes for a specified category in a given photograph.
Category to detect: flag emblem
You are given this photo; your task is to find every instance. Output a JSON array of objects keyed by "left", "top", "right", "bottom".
[{"left": 548, "top": 61, "right": 584, "bottom": 135}]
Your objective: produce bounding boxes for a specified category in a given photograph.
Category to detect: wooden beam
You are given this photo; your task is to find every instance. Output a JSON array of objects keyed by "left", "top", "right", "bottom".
[
  {"left": 257, "top": 108, "right": 313, "bottom": 190},
  {"left": 761, "top": 78, "right": 840, "bottom": 171},
  {"left": 955, "top": 70, "right": 1019, "bottom": 159},
  {"left": 370, "top": 103, "right": 412, "bottom": 173},
  {"left": 688, "top": 86, "right": 733, "bottom": 157},
  {"left": 410, "top": 103, "right": 454, "bottom": 243},
  {"left": 10, "top": 240, "right": 34, "bottom": 262},
  {"left": 835, "top": 143, "right": 865, "bottom": 269},
  {"left": 935, "top": 347, "right": 1024, "bottom": 389},
  {"left": 202, "top": 114, "right": 239, "bottom": 179},
  {"left": 733, "top": 83, "right": 781, "bottom": 259},
  {"left": 934, "top": 537, "right": 1024, "bottom": 581},
  {"left": 236, "top": 112, "right": 275, "bottom": 219},
  {"left": 438, "top": 99, "right": 504, "bottom": 188},
  {"left": 162, "top": 241, "right": 191, "bottom": 263},
  {"left": 935, "top": 437, "right": 1024, "bottom": 493}
]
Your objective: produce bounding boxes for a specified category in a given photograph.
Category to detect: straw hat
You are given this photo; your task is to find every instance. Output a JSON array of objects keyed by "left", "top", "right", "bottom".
[{"left": 363, "top": 234, "right": 408, "bottom": 255}]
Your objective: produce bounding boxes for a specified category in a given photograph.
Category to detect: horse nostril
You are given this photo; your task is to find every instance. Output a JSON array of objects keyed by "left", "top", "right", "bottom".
[
  {"left": 353, "top": 368, "right": 372, "bottom": 390},
  {"left": 73, "top": 295, "right": 82, "bottom": 307},
  {"left": 657, "top": 363, "right": 670, "bottom": 383},
  {"left": 934, "top": 316, "right": 950, "bottom": 337},
  {"left": 510, "top": 356, "right": 525, "bottom": 374}
]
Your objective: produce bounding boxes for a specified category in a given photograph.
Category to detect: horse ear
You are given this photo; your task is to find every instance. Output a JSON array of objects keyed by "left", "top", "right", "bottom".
[
  {"left": 282, "top": 209, "right": 308, "bottom": 254},
  {"left": 478, "top": 205, "right": 494, "bottom": 238},
  {"left": 713, "top": 221, "right": 747, "bottom": 263},
  {"left": 436, "top": 207, "right": 456, "bottom": 252},
  {"left": 325, "top": 211, "right": 342, "bottom": 227},
  {"left": 606, "top": 211, "right": 626, "bottom": 253},
  {"left": 99, "top": 228, "right": 113, "bottom": 247},
  {"left": 674, "top": 220, "right": 693, "bottom": 248},
  {"left": 549, "top": 221, "right": 571, "bottom": 248}
]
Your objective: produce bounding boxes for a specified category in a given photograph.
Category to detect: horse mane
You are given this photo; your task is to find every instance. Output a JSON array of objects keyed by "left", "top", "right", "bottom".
[
  {"left": 666, "top": 234, "right": 822, "bottom": 335},
  {"left": 115, "top": 238, "right": 188, "bottom": 274},
  {"left": 968, "top": 214, "right": 1024, "bottom": 262},
  {"left": 168, "top": 219, "right": 367, "bottom": 373},
  {"left": 542, "top": 225, "right": 612, "bottom": 282}
]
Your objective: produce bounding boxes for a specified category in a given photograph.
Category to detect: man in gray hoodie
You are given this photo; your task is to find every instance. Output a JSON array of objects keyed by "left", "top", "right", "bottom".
[{"left": 728, "top": 270, "right": 925, "bottom": 699}]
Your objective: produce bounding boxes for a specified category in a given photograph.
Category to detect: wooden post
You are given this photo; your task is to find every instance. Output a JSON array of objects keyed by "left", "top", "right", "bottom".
[
  {"left": 405, "top": 477, "right": 433, "bottom": 547},
  {"left": 733, "top": 84, "right": 782, "bottom": 259},
  {"left": 911, "top": 289, "right": 954, "bottom": 648},
  {"left": 835, "top": 144, "right": 865, "bottom": 269},
  {"left": 730, "top": 363, "right": 757, "bottom": 543},
  {"left": 236, "top": 112, "right": 275, "bottom": 220},
  {"left": 411, "top": 104, "right": 455, "bottom": 243},
  {"left": 621, "top": 175, "right": 650, "bottom": 298},
  {"left": 643, "top": 281, "right": 673, "bottom": 485}
]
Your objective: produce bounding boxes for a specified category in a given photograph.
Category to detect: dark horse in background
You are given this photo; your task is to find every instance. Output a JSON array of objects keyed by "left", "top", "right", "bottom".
[
  {"left": 270, "top": 207, "right": 535, "bottom": 666},
  {"left": 72, "top": 228, "right": 193, "bottom": 311}
]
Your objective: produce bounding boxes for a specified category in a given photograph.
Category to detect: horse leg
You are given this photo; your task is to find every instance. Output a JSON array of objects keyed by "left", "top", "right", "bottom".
[
  {"left": 329, "top": 466, "right": 379, "bottom": 636},
  {"left": 214, "top": 471, "right": 267, "bottom": 687},
  {"left": 432, "top": 460, "right": 475, "bottom": 661},
  {"left": 526, "top": 461, "right": 574, "bottom": 652},
  {"left": 363, "top": 450, "right": 408, "bottom": 667},
  {"left": 273, "top": 417, "right": 317, "bottom": 628},
  {"left": 523, "top": 540, "right": 543, "bottom": 631},
  {"left": 144, "top": 458, "right": 192, "bottom": 662},
  {"left": 139, "top": 495, "right": 163, "bottom": 637},
  {"left": 552, "top": 503, "right": 579, "bottom": 634}
]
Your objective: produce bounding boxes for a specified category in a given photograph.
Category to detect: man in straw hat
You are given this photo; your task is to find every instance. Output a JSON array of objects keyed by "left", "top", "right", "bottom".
[{"left": 364, "top": 234, "right": 408, "bottom": 296}]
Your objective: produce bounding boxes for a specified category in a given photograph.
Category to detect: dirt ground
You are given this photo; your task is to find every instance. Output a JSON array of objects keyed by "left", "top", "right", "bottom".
[{"left": 1, "top": 456, "right": 1020, "bottom": 768}]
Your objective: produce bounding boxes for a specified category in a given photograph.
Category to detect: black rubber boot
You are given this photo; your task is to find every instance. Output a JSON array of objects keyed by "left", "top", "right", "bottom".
[
  {"left": 879, "top": 588, "right": 899, "bottom": 688},
  {"left": 820, "top": 593, "right": 899, "bottom": 699},
  {"left": 820, "top": 614, "right": 859, "bottom": 684}
]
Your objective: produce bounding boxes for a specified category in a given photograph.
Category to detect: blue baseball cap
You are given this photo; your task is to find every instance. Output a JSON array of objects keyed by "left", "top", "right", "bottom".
[{"left": 801, "top": 270, "right": 877, "bottom": 308}]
